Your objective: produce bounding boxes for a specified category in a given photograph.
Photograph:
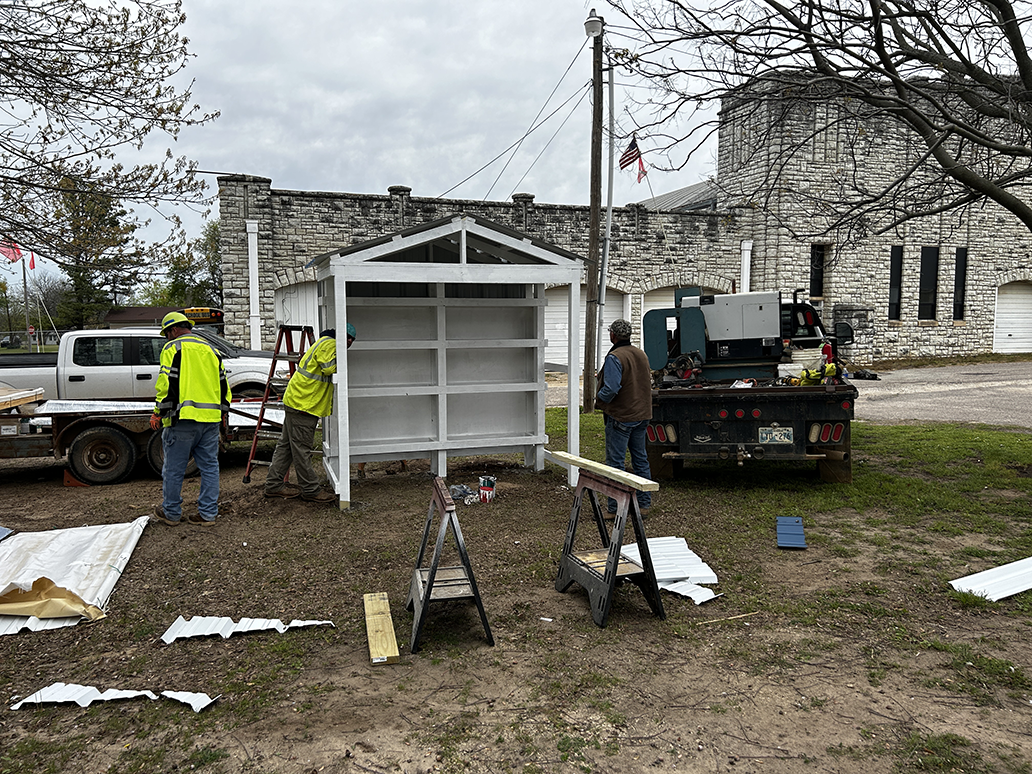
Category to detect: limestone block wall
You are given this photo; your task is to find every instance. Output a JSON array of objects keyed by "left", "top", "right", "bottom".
[
  {"left": 218, "top": 174, "right": 744, "bottom": 349},
  {"left": 716, "top": 92, "right": 1032, "bottom": 363}
]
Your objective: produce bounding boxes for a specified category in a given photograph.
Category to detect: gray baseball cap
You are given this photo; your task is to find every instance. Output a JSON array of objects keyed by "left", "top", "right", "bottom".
[{"left": 609, "top": 319, "right": 632, "bottom": 339}]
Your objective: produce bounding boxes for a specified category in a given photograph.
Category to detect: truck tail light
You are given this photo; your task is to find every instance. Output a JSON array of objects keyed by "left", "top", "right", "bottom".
[
  {"left": 735, "top": 409, "right": 745, "bottom": 418},
  {"left": 841, "top": 400, "right": 852, "bottom": 410},
  {"left": 751, "top": 408, "right": 761, "bottom": 418},
  {"left": 809, "top": 422, "right": 846, "bottom": 444},
  {"left": 646, "top": 423, "right": 677, "bottom": 444},
  {"left": 718, "top": 409, "right": 729, "bottom": 419}
]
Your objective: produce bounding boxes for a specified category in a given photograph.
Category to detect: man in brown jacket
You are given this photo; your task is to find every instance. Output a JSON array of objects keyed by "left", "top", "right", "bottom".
[{"left": 595, "top": 319, "right": 653, "bottom": 514}]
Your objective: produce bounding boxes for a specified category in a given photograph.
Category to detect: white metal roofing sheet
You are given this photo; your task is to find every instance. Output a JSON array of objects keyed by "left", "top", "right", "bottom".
[
  {"left": 10, "top": 682, "right": 215, "bottom": 712},
  {"left": 949, "top": 555, "right": 1032, "bottom": 601},
  {"left": 621, "top": 536, "right": 718, "bottom": 584},
  {"left": 161, "top": 615, "right": 334, "bottom": 644}
]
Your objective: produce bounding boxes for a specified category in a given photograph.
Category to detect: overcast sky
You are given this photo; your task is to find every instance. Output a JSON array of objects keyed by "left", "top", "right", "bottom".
[
  {"left": 5, "top": 0, "right": 715, "bottom": 286},
  {"left": 169, "top": 0, "right": 714, "bottom": 229}
]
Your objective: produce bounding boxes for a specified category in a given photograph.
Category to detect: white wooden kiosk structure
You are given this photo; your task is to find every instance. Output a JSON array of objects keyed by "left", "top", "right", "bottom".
[{"left": 306, "top": 214, "right": 584, "bottom": 508}]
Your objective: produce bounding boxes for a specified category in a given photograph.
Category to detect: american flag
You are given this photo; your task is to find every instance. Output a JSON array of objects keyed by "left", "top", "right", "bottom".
[{"left": 619, "top": 137, "right": 641, "bottom": 170}]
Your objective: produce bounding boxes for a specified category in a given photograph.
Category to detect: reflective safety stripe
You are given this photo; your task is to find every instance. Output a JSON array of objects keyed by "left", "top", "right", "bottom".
[
  {"left": 296, "top": 364, "right": 332, "bottom": 383},
  {"left": 178, "top": 400, "right": 226, "bottom": 411}
]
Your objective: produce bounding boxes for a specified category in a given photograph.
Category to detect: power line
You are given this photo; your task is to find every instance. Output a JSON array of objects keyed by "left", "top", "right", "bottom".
[
  {"left": 435, "top": 83, "right": 590, "bottom": 200},
  {"left": 483, "top": 37, "right": 589, "bottom": 201},
  {"left": 506, "top": 87, "right": 590, "bottom": 200}
]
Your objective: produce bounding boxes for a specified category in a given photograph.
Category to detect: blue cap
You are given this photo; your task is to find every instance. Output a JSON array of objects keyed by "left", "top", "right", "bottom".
[{"left": 346, "top": 323, "right": 356, "bottom": 339}]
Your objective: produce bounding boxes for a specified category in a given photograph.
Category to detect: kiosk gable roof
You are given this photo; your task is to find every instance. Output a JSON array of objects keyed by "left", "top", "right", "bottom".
[{"left": 307, "top": 213, "right": 582, "bottom": 272}]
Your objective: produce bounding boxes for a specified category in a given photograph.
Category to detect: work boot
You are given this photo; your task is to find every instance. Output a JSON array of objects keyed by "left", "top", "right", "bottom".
[
  {"left": 151, "top": 505, "right": 181, "bottom": 527},
  {"left": 187, "top": 513, "right": 217, "bottom": 527},
  {"left": 301, "top": 490, "right": 337, "bottom": 504},
  {"left": 264, "top": 485, "right": 301, "bottom": 499}
]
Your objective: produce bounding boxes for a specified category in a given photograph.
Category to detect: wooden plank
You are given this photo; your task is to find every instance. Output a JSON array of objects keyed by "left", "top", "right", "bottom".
[
  {"left": 0, "top": 387, "right": 44, "bottom": 411},
  {"left": 547, "top": 450, "right": 660, "bottom": 491},
  {"left": 363, "top": 592, "right": 400, "bottom": 665},
  {"left": 573, "top": 549, "right": 644, "bottom": 578}
]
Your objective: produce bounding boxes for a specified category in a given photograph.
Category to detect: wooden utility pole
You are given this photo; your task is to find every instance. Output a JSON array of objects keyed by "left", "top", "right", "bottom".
[{"left": 583, "top": 11, "right": 604, "bottom": 413}]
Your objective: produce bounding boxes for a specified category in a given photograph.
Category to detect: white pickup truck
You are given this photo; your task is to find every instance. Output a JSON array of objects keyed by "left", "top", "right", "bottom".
[{"left": 0, "top": 327, "right": 285, "bottom": 403}]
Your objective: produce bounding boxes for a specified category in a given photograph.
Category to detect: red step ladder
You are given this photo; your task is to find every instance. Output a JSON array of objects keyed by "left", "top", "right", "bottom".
[{"left": 240, "top": 324, "right": 315, "bottom": 484}]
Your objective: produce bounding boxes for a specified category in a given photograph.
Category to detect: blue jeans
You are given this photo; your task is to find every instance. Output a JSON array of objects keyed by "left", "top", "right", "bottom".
[
  {"left": 162, "top": 420, "right": 220, "bottom": 521},
  {"left": 604, "top": 415, "right": 652, "bottom": 511}
]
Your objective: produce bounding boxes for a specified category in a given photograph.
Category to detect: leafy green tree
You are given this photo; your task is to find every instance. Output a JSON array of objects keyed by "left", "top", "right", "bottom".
[
  {"left": 0, "top": 0, "right": 217, "bottom": 260},
  {"left": 52, "top": 178, "right": 145, "bottom": 329},
  {"left": 139, "top": 220, "right": 222, "bottom": 308}
]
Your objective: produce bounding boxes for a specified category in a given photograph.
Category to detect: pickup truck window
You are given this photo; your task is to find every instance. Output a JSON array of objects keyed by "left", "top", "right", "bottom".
[
  {"left": 138, "top": 337, "right": 165, "bottom": 366},
  {"left": 72, "top": 337, "right": 127, "bottom": 367}
]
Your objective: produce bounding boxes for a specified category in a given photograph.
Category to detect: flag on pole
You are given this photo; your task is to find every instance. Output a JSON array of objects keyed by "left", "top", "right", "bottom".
[
  {"left": 0, "top": 240, "right": 21, "bottom": 263},
  {"left": 28, "top": 251, "right": 35, "bottom": 270},
  {"left": 637, "top": 156, "right": 648, "bottom": 184},
  {"left": 619, "top": 137, "right": 641, "bottom": 170}
]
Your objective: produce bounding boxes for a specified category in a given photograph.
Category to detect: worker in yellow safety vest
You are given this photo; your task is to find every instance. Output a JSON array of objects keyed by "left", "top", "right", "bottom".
[
  {"left": 150, "top": 311, "right": 231, "bottom": 526},
  {"left": 264, "top": 324, "right": 355, "bottom": 504}
]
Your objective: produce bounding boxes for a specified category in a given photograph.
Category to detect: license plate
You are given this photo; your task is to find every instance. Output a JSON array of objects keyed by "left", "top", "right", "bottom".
[{"left": 758, "top": 427, "right": 793, "bottom": 444}]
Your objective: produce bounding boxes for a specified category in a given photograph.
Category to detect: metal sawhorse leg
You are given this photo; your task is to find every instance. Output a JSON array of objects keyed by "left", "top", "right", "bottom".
[
  {"left": 551, "top": 451, "right": 665, "bottom": 628},
  {"left": 406, "top": 476, "right": 494, "bottom": 653}
]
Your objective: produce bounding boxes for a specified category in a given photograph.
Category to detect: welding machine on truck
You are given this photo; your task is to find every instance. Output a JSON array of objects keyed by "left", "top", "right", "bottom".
[{"left": 642, "top": 288, "right": 858, "bottom": 483}]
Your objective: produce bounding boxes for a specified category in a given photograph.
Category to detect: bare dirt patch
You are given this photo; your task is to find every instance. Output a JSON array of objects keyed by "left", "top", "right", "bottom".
[{"left": 1, "top": 446, "right": 1030, "bottom": 774}]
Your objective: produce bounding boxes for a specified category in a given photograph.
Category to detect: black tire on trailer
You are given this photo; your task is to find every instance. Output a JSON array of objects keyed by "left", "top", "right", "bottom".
[
  {"left": 146, "top": 430, "right": 199, "bottom": 478},
  {"left": 68, "top": 426, "right": 138, "bottom": 485},
  {"left": 235, "top": 383, "right": 267, "bottom": 399}
]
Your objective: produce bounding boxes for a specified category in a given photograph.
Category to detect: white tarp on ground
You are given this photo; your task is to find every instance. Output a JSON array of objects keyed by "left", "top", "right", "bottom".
[{"left": 0, "top": 515, "right": 148, "bottom": 635}]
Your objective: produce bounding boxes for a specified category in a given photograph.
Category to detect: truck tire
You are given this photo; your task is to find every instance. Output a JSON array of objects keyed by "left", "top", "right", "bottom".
[
  {"left": 146, "top": 430, "right": 199, "bottom": 478},
  {"left": 69, "top": 426, "right": 137, "bottom": 485}
]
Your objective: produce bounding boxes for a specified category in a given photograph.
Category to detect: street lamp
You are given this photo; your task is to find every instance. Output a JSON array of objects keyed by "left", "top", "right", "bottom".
[{"left": 582, "top": 8, "right": 604, "bottom": 413}]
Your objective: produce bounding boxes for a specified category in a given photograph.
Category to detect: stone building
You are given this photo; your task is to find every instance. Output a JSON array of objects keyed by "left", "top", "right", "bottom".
[
  {"left": 216, "top": 176, "right": 748, "bottom": 367},
  {"left": 716, "top": 87, "right": 1032, "bottom": 361},
  {"left": 218, "top": 87, "right": 1032, "bottom": 364}
]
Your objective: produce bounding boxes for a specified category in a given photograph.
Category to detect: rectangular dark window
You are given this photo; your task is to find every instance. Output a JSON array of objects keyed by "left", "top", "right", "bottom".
[
  {"left": 888, "top": 246, "right": 903, "bottom": 320},
  {"left": 809, "top": 244, "right": 826, "bottom": 297},
  {"left": 953, "top": 247, "right": 968, "bottom": 320},
  {"left": 918, "top": 246, "right": 940, "bottom": 320}
]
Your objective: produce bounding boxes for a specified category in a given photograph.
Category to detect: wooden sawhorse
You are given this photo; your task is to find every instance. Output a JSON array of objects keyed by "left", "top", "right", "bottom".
[
  {"left": 406, "top": 476, "right": 494, "bottom": 654},
  {"left": 550, "top": 451, "right": 665, "bottom": 628}
]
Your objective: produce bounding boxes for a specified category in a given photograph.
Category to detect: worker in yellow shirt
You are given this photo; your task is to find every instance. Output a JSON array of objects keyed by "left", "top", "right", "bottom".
[
  {"left": 150, "top": 312, "right": 231, "bottom": 526},
  {"left": 264, "top": 325, "right": 354, "bottom": 503}
]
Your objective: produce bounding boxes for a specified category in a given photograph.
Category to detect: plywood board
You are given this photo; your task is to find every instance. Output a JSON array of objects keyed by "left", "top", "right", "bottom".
[{"left": 363, "top": 592, "right": 400, "bottom": 665}]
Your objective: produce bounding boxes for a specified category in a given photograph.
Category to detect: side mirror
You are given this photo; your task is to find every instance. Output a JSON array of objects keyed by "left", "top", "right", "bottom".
[{"left": 834, "top": 321, "right": 855, "bottom": 346}]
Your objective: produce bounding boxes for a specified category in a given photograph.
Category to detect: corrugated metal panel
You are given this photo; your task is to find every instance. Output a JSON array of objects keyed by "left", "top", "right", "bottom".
[
  {"left": 621, "top": 536, "right": 718, "bottom": 584},
  {"left": 949, "top": 555, "right": 1032, "bottom": 601},
  {"left": 777, "top": 516, "right": 807, "bottom": 549},
  {"left": 0, "top": 616, "right": 80, "bottom": 636},
  {"left": 660, "top": 580, "right": 721, "bottom": 604},
  {"left": 10, "top": 682, "right": 215, "bottom": 712},
  {"left": 161, "top": 615, "right": 334, "bottom": 644}
]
